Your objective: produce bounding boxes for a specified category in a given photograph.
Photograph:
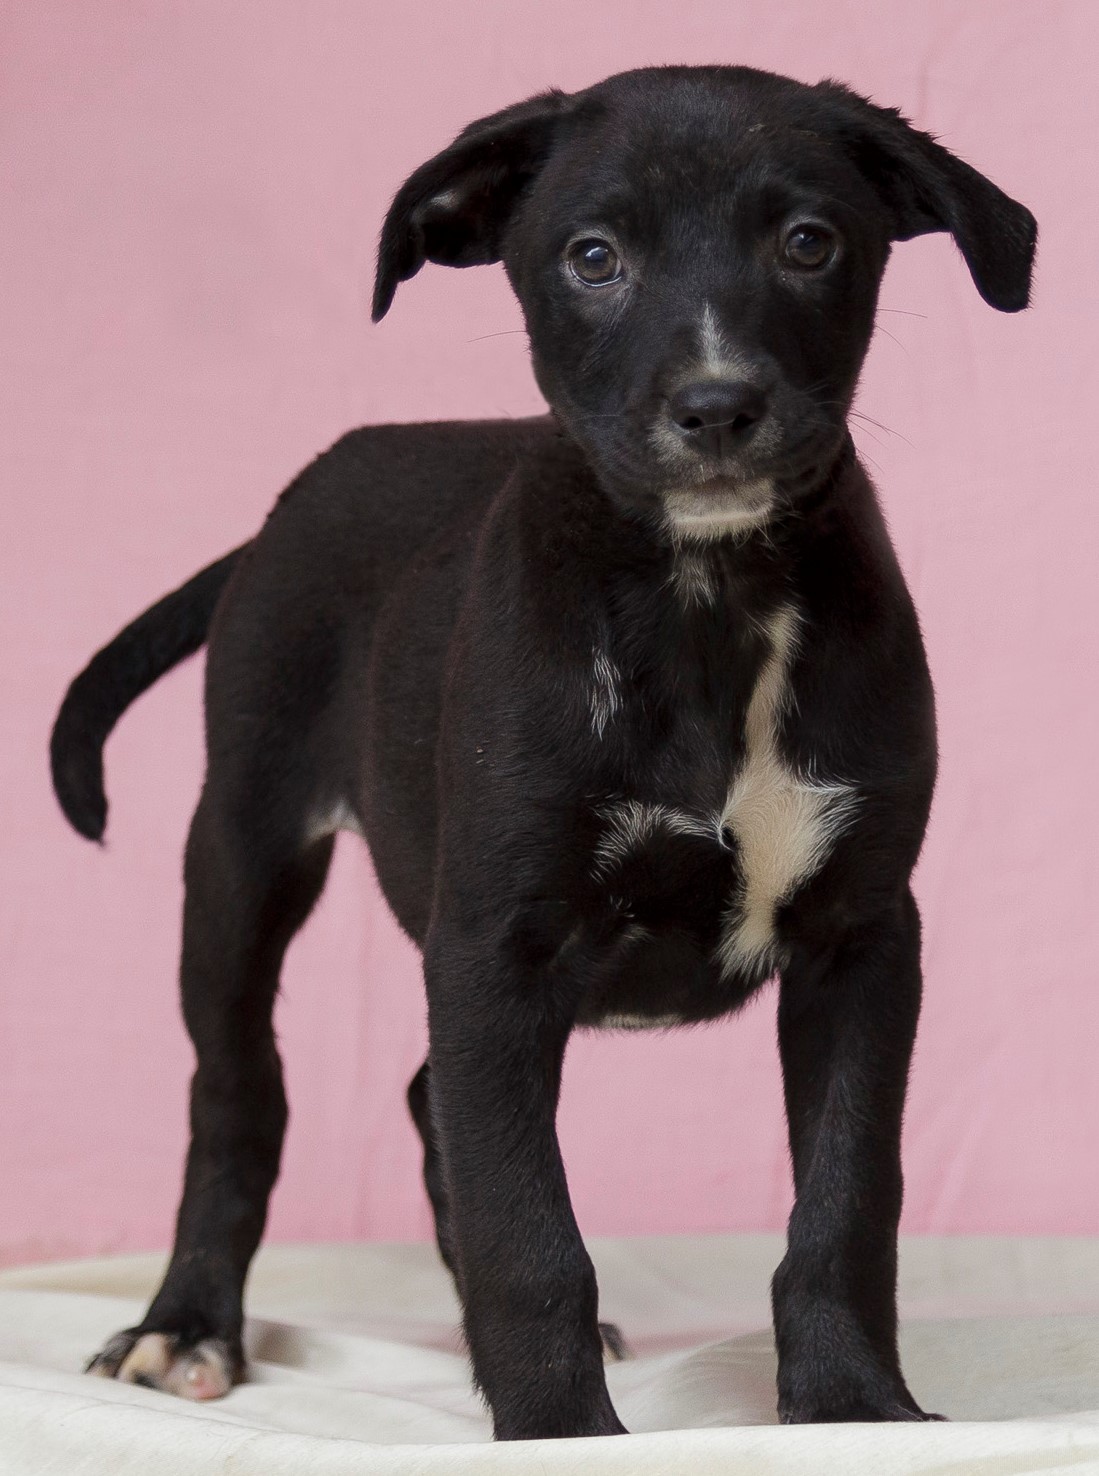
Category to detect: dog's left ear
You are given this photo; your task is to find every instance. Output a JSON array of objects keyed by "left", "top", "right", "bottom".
[
  {"left": 817, "top": 82, "right": 1037, "bottom": 312},
  {"left": 372, "top": 90, "right": 573, "bottom": 321}
]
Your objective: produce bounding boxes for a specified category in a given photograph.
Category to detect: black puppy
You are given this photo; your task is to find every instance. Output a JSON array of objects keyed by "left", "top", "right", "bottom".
[{"left": 51, "top": 65, "right": 1035, "bottom": 1439}]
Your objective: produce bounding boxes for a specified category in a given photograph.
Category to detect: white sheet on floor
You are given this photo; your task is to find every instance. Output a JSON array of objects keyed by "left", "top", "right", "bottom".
[{"left": 2, "top": 1235, "right": 1099, "bottom": 1474}]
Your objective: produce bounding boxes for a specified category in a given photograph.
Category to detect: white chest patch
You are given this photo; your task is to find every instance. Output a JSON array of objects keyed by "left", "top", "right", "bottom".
[
  {"left": 589, "top": 605, "right": 859, "bottom": 983},
  {"left": 716, "top": 605, "right": 858, "bottom": 977}
]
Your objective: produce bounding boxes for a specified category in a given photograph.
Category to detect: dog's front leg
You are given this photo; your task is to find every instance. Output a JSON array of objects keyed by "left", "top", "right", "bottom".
[
  {"left": 772, "top": 888, "right": 939, "bottom": 1424},
  {"left": 424, "top": 916, "right": 626, "bottom": 1441}
]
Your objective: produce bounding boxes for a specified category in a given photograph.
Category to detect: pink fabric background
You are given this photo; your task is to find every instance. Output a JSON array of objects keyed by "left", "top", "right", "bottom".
[{"left": 3, "top": 2, "right": 1097, "bottom": 1268}]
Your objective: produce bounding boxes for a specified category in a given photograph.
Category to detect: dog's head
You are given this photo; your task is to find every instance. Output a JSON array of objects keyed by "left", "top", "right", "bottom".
[{"left": 373, "top": 66, "right": 1036, "bottom": 539}]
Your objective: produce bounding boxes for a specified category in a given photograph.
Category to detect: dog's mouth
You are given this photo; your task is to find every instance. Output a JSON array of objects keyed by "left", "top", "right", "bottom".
[{"left": 661, "top": 477, "right": 777, "bottom": 538}]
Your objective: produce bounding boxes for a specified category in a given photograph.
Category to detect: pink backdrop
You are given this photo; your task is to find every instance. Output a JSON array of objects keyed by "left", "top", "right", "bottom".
[{"left": 3, "top": 1, "right": 1097, "bottom": 1268}]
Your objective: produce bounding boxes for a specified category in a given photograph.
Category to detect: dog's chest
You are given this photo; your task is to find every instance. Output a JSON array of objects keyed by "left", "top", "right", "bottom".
[{"left": 591, "top": 603, "right": 858, "bottom": 995}]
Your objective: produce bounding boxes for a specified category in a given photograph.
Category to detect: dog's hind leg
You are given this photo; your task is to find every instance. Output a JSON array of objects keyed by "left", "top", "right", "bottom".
[
  {"left": 86, "top": 788, "right": 334, "bottom": 1399},
  {"left": 407, "top": 1059, "right": 458, "bottom": 1275}
]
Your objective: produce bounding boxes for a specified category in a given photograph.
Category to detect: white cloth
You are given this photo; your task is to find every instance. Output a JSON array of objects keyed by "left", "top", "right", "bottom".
[{"left": 2, "top": 1235, "right": 1099, "bottom": 1474}]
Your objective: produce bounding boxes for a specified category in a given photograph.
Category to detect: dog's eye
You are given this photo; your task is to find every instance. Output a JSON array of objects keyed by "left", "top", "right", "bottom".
[
  {"left": 783, "top": 226, "right": 836, "bottom": 270},
  {"left": 567, "top": 239, "right": 622, "bottom": 286}
]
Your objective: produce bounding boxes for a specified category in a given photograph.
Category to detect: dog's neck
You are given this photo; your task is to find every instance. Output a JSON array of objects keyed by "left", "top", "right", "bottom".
[{"left": 517, "top": 421, "right": 871, "bottom": 676}]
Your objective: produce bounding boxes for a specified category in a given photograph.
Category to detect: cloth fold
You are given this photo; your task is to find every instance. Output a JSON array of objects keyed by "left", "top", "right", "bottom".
[{"left": 2, "top": 1234, "right": 1098, "bottom": 1474}]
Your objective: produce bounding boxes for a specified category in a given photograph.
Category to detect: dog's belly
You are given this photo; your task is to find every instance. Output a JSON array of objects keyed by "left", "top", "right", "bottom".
[{"left": 578, "top": 921, "right": 737, "bottom": 1030}]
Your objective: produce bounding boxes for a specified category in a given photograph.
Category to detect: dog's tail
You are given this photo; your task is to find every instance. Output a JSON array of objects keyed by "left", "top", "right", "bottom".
[{"left": 50, "top": 546, "right": 248, "bottom": 842}]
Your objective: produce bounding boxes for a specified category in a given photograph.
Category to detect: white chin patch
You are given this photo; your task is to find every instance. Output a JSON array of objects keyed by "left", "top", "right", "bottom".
[{"left": 663, "top": 479, "right": 775, "bottom": 541}]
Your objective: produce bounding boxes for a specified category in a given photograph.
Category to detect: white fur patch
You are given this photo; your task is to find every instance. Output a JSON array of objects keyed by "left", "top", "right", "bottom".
[
  {"left": 717, "top": 606, "right": 859, "bottom": 977},
  {"left": 663, "top": 479, "right": 776, "bottom": 541},
  {"left": 590, "top": 646, "right": 622, "bottom": 739},
  {"left": 305, "top": 798, "right": 364, "bottom": 844},
  {"left": 593, "top": 799, "right": 716, "bottom": 877},
  {"left": 697, "top": 303, "right": 755, "bottom": 381},
  {"left": 599, "top": 1011, "right": 684, "bottom": 1031}
]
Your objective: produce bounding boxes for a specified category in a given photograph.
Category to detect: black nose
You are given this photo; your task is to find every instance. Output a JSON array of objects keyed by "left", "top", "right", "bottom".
[{"left": 668, "top": 380, "right": 769, "bottom": 458}]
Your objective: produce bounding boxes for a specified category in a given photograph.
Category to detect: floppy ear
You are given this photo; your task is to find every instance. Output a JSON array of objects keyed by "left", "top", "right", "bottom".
[
  {"left": 371, "top": 90, "right": 573, "bottom": 321},
  {"left": 817, "top": 82, "right": 1037, "bottom": 312}
]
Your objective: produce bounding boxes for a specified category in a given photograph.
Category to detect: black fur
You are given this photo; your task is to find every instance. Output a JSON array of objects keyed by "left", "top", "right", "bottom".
[
  {"left": 54, "top": 65, "right": 1034, "bottom": 1439},
  {"left": 50, "top": 548, "right": 244, "bottom": 841}
]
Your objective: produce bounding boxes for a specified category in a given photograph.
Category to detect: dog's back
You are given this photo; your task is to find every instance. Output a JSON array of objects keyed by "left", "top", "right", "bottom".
[{"left": 51, "top": 415, "right": 553, "bottom": 849}]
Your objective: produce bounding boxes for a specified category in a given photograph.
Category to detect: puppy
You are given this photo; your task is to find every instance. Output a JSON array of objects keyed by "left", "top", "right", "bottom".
[{"left": 51, "top": 65, "right": 1035, "bottom": 1439}]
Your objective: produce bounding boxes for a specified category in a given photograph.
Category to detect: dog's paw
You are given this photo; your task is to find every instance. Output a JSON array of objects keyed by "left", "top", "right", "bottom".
[
  {"left": 779, "top": 1392, "right": 945, "bottom": 1424},
  {"left": 86, "top": 1329, "right": 238, "bottom": 1400},
  {"left": 599, "top": 1321, "right": 630, "bottom": 1361}
]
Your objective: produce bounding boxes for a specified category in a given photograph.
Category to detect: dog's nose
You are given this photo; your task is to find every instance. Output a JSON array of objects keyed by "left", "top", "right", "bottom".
[{"left": 668, "top": 380, "right": 768, "bottom": 458}]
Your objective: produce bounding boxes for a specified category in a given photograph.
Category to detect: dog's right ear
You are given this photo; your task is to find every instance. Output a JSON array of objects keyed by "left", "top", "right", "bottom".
[{"left": 371, "top": 90, "right": 573, "bottom": 321}]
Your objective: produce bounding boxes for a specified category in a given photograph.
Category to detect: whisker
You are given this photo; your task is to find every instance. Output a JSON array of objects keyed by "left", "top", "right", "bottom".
[
  {"left": 850, "top": 411, "right": 914, "bottom": 449},
  {"left": 873, "top": 323, "right": 910, "bottom": 355},
  {"left": 466, "top": 329, "right": 529, "bottom": 342},
  {"left": 848, "top": 433, "right": 885, "bottom": 477},
  {"left": 848, "top": 420, "right": 887, "bottom": 449}
]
